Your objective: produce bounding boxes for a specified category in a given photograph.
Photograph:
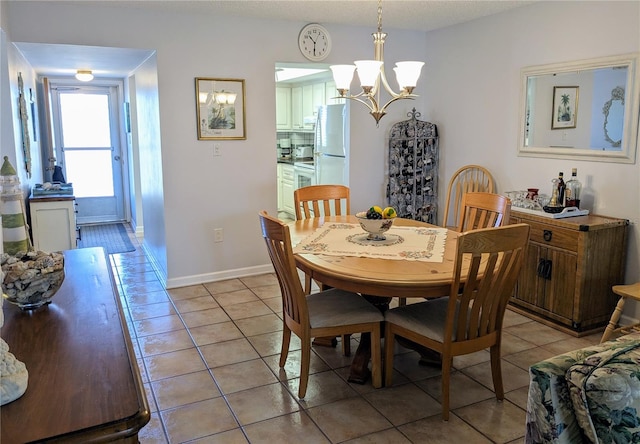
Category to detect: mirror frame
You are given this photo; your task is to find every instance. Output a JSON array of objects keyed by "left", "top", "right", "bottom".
[{"left": 518, "top": 53, "right": 640, "bottom": 164}]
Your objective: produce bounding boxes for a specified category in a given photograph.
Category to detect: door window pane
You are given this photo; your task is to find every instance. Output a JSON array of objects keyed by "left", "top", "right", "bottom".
[
  {"left": 64, "top": 150, "right": 114, "bottom": 197},
  {"left": 60, "top": 94, "right": 111, "bottom": 148}
]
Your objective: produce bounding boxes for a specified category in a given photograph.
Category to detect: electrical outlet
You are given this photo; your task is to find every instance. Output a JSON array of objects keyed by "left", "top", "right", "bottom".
[
  {"left": 214, "top": 228, "right": 223, "bottom": 242},
  {"left": 213, "top": 143, "right": 221, "bottom": 156}
]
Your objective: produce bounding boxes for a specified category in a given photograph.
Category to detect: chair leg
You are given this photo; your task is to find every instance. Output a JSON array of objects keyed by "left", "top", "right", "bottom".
[
  {"left": 279, "top": 326, "right": 292, "bottom": 367},
  {"left": 342, "top": 334, "right": 351, "bottom": 356},
  {"left": 441, "top": 354, "right": 452, "bottom": 421},
  {"left": 384, "top": 328, "right": 396, "bottom": 387},
  {"left": 489, "top": 344, "right": 504, "bottom": 400},
  {"left": 370, "top": 326, "right": 382, "bottom": 389},
  {"left": 601, "top": 296, "right": 626, "bottom": 343},
  {"left": 304, "top": 273, "right": 312, "bottom": 295},
  {"left": 298, "top": 340, "right": 311, "bottom": 399}
]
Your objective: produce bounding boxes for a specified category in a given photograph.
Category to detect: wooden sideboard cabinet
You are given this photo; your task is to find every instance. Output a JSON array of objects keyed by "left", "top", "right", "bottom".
[
  {"left": 509, "top": 209, "right": 628, "bottom": 336},
  {"left": 29, "top": 194, "right": 78, "bottom": 252}
]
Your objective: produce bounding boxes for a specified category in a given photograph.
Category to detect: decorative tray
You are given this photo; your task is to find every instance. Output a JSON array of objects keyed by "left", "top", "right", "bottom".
[{"left": 513, "top": 206, "right": 590, "bottom": 219}]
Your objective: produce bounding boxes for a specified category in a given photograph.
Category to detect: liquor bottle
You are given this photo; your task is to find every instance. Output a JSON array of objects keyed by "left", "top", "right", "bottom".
[
  {"left": 557, "top": 172, "right": 566, "bottom": 206},
  {"left": 565, "top": 168, "right": 582, "bottom": 208}
]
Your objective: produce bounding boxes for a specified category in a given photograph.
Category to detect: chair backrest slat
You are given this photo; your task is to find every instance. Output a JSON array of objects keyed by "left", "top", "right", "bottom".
[
  {"left": 457, "top": 192, "right": 511, "bottom": 233},
  {"left": 442, "top": 165, "right": 495, "bottom": 228},
  {"left": 294, "top": 185, "right": 350, "bottom": 220}
]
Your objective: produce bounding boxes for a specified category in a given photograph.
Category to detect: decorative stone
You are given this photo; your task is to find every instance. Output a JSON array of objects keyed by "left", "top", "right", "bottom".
[{"left": 0, "top": 294, "right": 28, "bottom": 405}]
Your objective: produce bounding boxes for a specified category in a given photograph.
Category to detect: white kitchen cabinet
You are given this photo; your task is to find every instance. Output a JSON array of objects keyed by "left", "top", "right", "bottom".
[
  {"left": 29, "top": 195, "right": 77, "bottom": 252},
  {"left": 302, "top": 84, "right": 314, "bottom": 127},
  {"left": 291, "top": 86, "right": 303, "bottom": 129},
  {"left": 277, "top": 164, "right": 283, "bottom": 210},
  {"left": 276, "top": 87, "right": 291, "bottom": 130},
  {"left": 279, "top": 163, "right": 295, "bottom": 217}
]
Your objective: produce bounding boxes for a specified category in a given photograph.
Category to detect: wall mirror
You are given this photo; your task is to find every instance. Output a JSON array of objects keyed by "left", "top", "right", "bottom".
[{"left": 518, "top": 53, "right": 639, "bottom": 164}]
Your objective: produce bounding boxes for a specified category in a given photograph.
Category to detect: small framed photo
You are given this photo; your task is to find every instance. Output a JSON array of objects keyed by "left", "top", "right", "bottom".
[
  {"left": 195, "top": 78, "right": 246, "bottom": 140},
  {"left": 551, "top": 86, "right": 578, "bottom": 129}
]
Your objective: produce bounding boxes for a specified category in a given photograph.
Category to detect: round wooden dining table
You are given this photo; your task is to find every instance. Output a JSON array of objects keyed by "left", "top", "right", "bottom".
[{"left": 289, "top": 215, "right": 461, "bottom": 384}]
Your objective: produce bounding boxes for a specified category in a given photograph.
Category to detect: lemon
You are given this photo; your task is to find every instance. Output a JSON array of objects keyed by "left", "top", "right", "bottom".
[
  {"left": 370, "top": 205, "right": 383, "bottom": 215},
  {"left": 382, "top": 207, "right": 397, "bottom": 219}
]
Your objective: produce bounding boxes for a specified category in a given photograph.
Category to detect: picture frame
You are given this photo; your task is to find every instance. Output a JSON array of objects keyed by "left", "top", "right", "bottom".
[
  {"left": 551, "top": 86, "right": 578, "bottom": 129},
  {"left": 195, "top": 78, "right": 246, "bottom": 140}
]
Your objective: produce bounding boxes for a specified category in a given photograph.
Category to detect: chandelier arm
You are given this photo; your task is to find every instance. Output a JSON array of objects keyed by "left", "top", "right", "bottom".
[
  {"left": 379, "top": 95, "right": 415, "bottom": 116},
  {"left": 378, "top": 69, "right": 404, "bottom": 99},
  {"left": 340, "top": 95, "right": 377, "bottom": 114}
]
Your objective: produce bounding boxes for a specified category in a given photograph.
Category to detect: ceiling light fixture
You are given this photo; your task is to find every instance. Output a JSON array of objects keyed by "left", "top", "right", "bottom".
[
  {"left": 75, "top": 70, "right": 94, "bottom": 82},
  {"left": 330, "top": 0, "right": 424, "bottom": 125}
]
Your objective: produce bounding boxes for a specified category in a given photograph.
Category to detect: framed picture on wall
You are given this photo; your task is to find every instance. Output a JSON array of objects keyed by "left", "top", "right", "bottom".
[
  {"left": 551, "top": 86, "right": 578, "bottom": 129},
  {"left": 195, "top": 78, "right": 246, "bottom": 140}
]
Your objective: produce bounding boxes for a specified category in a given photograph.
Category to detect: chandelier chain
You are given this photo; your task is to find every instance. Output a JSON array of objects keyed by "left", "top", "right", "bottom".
[{"left": 377, "top": 0, "right": 383, "bottom": 33}]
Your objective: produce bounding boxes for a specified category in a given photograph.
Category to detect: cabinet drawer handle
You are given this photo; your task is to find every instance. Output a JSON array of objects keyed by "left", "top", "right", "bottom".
[{"left": 543, "top": 230, "right": 553, "bottom": 242}]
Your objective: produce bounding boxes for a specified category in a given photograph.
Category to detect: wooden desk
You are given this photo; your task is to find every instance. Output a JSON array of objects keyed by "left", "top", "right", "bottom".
[
  {"left": 290, "top": 216, "right": 459, "bottom": 383},
  {"left": 1, "top": 248, "right": 150, "bottom": 443},
  {"left": 290, "top": 215, "right": 460, "bottom": 299}
]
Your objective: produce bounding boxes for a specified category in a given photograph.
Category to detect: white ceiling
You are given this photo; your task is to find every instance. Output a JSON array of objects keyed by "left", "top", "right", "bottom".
[{"left": 13, "top": 0, "right": 535, "bottom": 78}]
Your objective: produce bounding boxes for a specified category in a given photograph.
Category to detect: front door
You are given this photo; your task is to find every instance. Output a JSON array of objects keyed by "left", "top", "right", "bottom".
[{"left": 49, "top": 82, "right": 126, "bottom": 224}]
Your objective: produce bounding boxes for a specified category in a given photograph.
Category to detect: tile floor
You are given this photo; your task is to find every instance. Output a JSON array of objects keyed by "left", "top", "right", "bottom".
[{"left": 112, "top": 231, "right": 602, "bottom": 444}]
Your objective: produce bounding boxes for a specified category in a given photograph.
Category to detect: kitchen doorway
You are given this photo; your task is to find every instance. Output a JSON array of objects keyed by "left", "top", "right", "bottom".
[
  {"left": 275, "top": 62, "right": 349, "bottom": 220},
  {"left": 48, "top": 79, "right": 128, "bottom": 225}
]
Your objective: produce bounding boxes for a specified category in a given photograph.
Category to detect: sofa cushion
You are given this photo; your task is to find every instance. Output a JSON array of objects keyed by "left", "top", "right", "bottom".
[{"left": 566, "top": 336, "right": 640, "bottom": 444}]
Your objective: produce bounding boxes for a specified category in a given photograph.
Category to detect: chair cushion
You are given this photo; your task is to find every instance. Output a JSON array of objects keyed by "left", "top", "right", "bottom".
[
  {"left": 384, "top": 298, "right": 451, "bottom": 342},
  {"left": 565, "top": 336, "right": 640, "bottom": 444},
  {"left": 307, "top": 288, "right": 383, "bottom": 328}
]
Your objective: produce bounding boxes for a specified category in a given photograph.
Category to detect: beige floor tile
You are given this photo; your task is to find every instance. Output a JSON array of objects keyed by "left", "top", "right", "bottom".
[
  {"left": 126, "top": 290, "right": 170, "bottom": 307},
  {"left": 364, "top": 382, "right": 441, "bottom": 426},
  {"left": 461, "top": 359, "right": 530, "bottom": 393},
  {"left": 234, "top": 313, "right": 282, "bottom": 337},
  {"left": 453, "top": 349, "right": 490, "bottom": 369},
  {"left": 223, "top": 300, "right": 273, "bottom": 320},
  {"left": 121, "top": 280, "right": 166, "bottom": 296},
  {"left": 503, "top": 346, "right": 558, "bottom": 371},
  {"left": 226, "top": 382, "right": 300, "bottom": 425},
  {"left": 503, "top": 308, "right": 534, "bottom": 327},
  {"left": 541, "top": 335, "right": 600, "bottom": 356},
  {"left": 144, "top": 382, "right": 158, "bottom": 413},
  {"left": 115, "top": 262, "right": 155, "bottom": 274},
  {"left": 204, "top": 278, "right": 247, "bottom": 294},
  {"left": 243, "top": 411, "right": 329, "bottom": 443},
  {"left": 388, "top": 351, "right": 442, "bottom": 382},
  {"left": 345, "top": 427, "right": 412, "bottom": 443},
  {"left": 247, "top": 331, "right": 301, "bottom": 357},
  {"left": 160, "top": 398, "right": 238, "bottom": 443},
  {"left": 240, "top": 273, "right": 279, "bottom": 288},
  {"left": 500, "top": 330, "right": 539, "bottom": 356},
  {"left": 187, "top": 428, "right": 249, "bottom": 443},
  {"left": 262, "top": 296, "right": 283, "bottom": 314},
  {"left": 505, "top": 321, "right": 574, "bottom": 346},
  {"left": 134, "top": 314, "right": 185, "bottom": 337},
  {"left": 144, "top": 347, "right": 207, "bottom": 381},
  {"left": 288, "top": 370, "right": 359, "bottom": 408},
  {"left": 455, "top": 398, "right": 526, "bottom": 443},
  {"left": 172, "top": 295, "right": 219, "bottom": 313},
  {"left": 137, "top": 412, "right": 168, "bottom": 443},
  {"left": 415, "top": 371, "right": 495, "bottom": 410},
  {"left": 263, "top": 349, "right": 331, "bottom": 381},
  {"left": 190, "top": 321, "right": 244, "bottom": 346},
  {"left": 119, "top": 270, "right": 159, "bottom": 285},
  {"left": 138, "top": 328, "right": 194, "bottom": 356},
  {"left": 307, "top": 397, "right": 393, "bottom": 443},
  {"left": 181, "top": 307, "right": 231, "bottom": 328},
  {"left": 213, "top": 289, "right": 260, "bottom": 307},
  {"left": 167, "top": 284, "right": 211, "bottom": 301},
  {"left": 398, "top": 414, "right": 492, "bottom": 443},
  {"left": 211, "top": 358, "right": 279, "bottom": 394},
  {"left": 248, "top": 283, "right": 281, "bottom": 300},
  {"left": 505, "top": 385, "right": 531, "bottom": 410},
  {"left": 200, "top": 338, "right": 260, "bottom": 368},
  {"left": 151, "top": 370, "right": 221, "bottom": 411},
  {"left": 129, "top": 301, "right": 177, "bottom": 321}
]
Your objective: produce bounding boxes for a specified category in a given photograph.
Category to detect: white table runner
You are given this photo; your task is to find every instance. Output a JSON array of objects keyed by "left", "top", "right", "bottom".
[{"left": 293, "top": 223, "right": 447, "bottom": 262}]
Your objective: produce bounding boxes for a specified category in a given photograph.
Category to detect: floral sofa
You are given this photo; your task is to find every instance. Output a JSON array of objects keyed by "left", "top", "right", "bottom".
[{"left": 526, "top": 332, "right": 640, "bottom": 443}]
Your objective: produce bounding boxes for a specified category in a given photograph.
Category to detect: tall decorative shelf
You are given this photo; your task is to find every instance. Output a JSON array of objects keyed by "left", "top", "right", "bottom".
[{"left": 387, "top": 109, "right": 439, "bottom": 224}]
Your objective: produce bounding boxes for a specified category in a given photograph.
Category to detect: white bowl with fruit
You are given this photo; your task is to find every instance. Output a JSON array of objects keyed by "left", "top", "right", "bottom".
[{"left": 355, "top": 206, "right": 397, "bottom": 240}]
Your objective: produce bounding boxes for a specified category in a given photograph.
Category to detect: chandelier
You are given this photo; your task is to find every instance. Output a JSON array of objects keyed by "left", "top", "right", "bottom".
[{"left": 330, "top": 0, "right": 424, "bottom": 125}]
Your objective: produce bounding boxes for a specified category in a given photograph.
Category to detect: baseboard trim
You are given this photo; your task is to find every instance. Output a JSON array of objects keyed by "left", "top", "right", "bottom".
[{"left": 165, "top": 264, "right": 274, "bottom": 289}]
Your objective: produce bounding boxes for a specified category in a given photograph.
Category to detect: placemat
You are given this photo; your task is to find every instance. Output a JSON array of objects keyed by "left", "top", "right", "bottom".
[{"left": 293, "top": 223, "right": 447, "bottom": 262}]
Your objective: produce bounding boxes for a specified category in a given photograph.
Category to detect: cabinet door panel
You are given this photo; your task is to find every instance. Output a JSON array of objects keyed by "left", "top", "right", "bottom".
[{"left": 543, "top": 248, "right": 577, "bottom": 321}]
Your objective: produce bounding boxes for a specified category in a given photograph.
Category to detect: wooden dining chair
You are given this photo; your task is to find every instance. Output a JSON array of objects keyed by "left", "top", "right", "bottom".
[
  {"left": 258, "top": 210, "right": 383, "bottom": 398},
  {"left": 294, "top": 184, "right": 350, "bottom": 220},
  {"left": 294, "top": 184, "right": 351, "bottom": 294},
  {"left": 442, "top": 165, "right": 495, "bottom": 229},
  {"left": 456, "top": 191, "right": 511, "bottom": 232},
  {"left": 384, "top": 223, "right": 530, "bottom": 420}
]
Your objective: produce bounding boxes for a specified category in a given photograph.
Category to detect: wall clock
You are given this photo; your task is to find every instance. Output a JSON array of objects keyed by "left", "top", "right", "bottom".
[{"left": 298, "top": 23, "right": 331, "bottom": 61}]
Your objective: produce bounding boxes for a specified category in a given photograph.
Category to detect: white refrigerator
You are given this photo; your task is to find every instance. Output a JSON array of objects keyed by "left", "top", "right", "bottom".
[{"left": 314, "top": 104, "right": 348, "bottom": 186}]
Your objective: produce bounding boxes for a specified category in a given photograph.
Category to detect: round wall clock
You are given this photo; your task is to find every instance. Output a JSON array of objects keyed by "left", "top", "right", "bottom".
[{"left": 298, "top": 23, "right": 331, "bottom": 61}]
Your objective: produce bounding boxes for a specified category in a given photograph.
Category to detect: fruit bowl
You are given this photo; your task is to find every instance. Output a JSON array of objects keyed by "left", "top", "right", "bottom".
[
  {"left": 1, "top": 251, "right": 65, "bottom": 310},
  {"left": 356, "top": 211, "right": 395, "bottom": 241}
]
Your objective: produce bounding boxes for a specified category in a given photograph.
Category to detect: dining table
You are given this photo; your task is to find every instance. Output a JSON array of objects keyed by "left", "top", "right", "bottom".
[{"left": 289, "top": 215, "right": 462, "bottom": 384}]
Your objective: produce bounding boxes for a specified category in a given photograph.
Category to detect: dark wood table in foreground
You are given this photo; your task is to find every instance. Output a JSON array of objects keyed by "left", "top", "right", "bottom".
[
  {"left": 1, "top": 247, "right": 149, "bottom": 443},
  {"left": 290, "top": 216, "right": 462, "bottom": 384}
]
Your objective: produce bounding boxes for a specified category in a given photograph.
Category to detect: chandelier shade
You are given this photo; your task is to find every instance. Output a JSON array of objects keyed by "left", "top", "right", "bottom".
[{"left": 330, "top": 0, "right": 424, "bottom": 124}]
